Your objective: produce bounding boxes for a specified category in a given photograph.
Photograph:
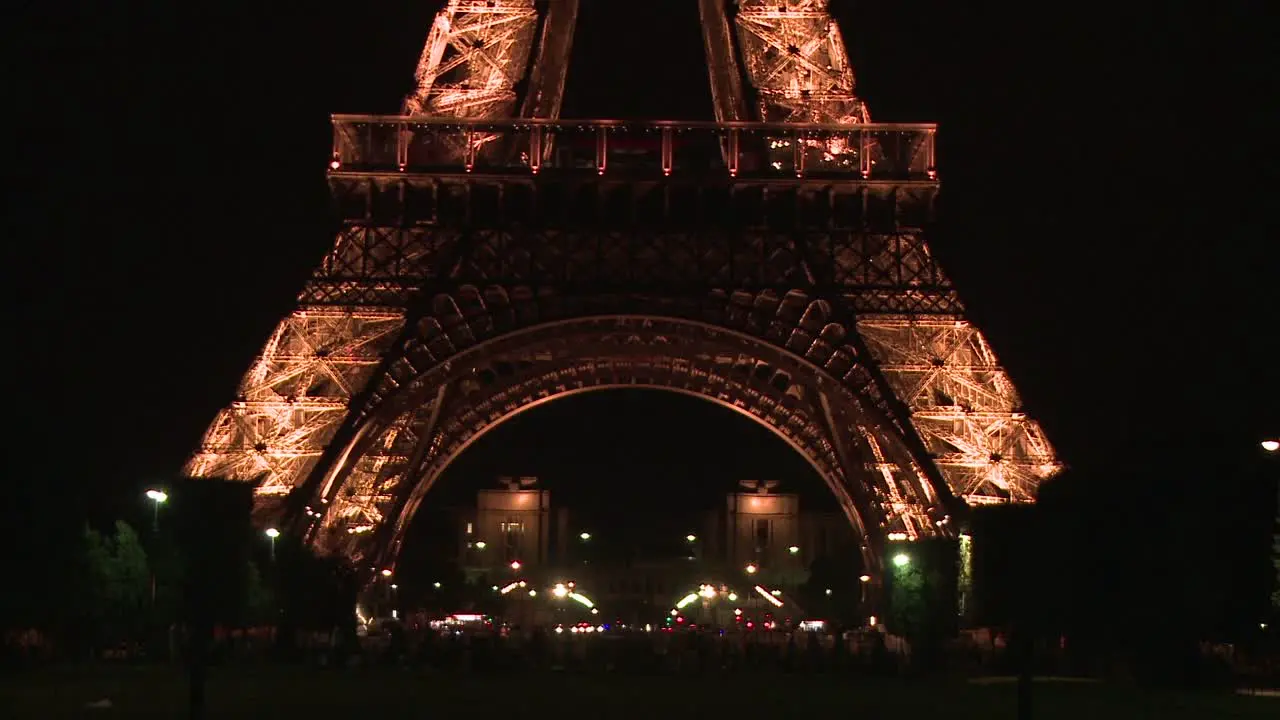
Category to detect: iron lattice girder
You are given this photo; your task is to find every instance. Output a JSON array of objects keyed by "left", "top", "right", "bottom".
[
  {"left": 308, "top": 174, "right": 948, "bottom": 313},
  {"left": 405, "top": 1, "right": 868, "bottom": 126},
  {"left": 186, "top": 169, "right": 1058, "bottom": 562},
  {"left": 294, "top": 282, "right": 962, "bottom": 559},
  {"left": 734, "top": 0, "right": 869, "bottom": 124},
  {"left": 183, "top": 0, "right": 1064, "bottom": 570},
  {"left": 183, "top": 309, "right": 406, "bottom": 496},
  {"left": 856, "top": 318, "right": 1061, "bottom": 503},
  {"left": 403, "top": 0, "right": 539, "bottom": 118},
  {"left": 308, "top": 315, "right": 949, "bottom": 568}
]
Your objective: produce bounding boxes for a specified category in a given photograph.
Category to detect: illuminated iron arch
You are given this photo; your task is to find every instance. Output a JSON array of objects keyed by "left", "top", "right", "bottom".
[
  {"left": 295, "top": 285, "right": 966, "bottom": 575},
  {"left": 389, "top": 380, "right": 856, "bottom": 566}
]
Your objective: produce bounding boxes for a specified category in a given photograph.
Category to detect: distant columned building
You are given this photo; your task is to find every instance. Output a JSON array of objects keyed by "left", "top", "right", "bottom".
[
  {"left": 454, "top": 475, "right": 860, "bottom": 623},
  {"left": 457, "top": 476, "right": 558, "bottom": 582},
  {"left": 722, "top": 479, "right": 855, "bottom": 587}
]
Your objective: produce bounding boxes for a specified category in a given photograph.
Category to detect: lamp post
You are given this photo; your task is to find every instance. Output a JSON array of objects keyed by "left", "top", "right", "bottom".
[
  {"left": 265, "top": 527, "right": 280, "bottom": 561},
  {"left": 145, "top": 489, "right": 168, "bottom": 532},
  {"left": 1262, "top": 439, "right": 1278, "bottom": 623},
  {"left": 143, "top": 489, "right": 169, "bottom": 606}
]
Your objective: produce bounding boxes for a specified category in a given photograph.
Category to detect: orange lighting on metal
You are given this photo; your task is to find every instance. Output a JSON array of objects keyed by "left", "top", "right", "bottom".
[{"left": 753, "top": 585, "right": 784, "bottom": 608}]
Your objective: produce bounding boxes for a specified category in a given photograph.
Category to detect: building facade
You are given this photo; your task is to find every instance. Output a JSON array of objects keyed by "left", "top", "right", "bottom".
[
  {"left": 458, "top": 476, "right": 555, "bottom": 582},
  {"left": 453, "top": 476, "right": 860, "bottom": 624}
]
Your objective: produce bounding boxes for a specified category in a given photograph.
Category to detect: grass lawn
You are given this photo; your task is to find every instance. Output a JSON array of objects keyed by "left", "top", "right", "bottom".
[{"left": 0, "top": 665, "right": 1275, "bottom": 719}]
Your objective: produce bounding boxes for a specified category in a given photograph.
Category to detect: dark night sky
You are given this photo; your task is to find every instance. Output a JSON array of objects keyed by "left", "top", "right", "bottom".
[{"left": 8, "top": 2, "right": 1275, "bottom": 563}]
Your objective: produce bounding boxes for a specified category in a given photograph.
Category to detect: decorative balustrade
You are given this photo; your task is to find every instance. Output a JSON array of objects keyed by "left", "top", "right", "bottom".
[{"left": 331, "top": 115, "right": 936, "bottom": 181}]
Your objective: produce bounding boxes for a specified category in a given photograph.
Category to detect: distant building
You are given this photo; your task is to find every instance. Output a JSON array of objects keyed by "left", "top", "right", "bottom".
[
  {"left": 453, "top": 476, "right": 859, "bottom": 625},
  {"left": 457, "top": 476, "right": 555, "bottom": 583}
]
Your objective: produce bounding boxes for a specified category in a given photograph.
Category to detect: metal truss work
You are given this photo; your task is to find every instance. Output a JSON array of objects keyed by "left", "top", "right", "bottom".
[
  {"left": 856, "top": 319, "right": 1061, "bottom": 504},
  {"left": 184, "top": 2, "right": 1061, "bottom": 572},
  {"left": 401, "top": 1, "right": 867, "bottom": 126},
  {"left": 733, "top": 0, "right": 870, "bottom": 125},
  {"left": 403, "top": 0, "right": 539, "bottom": 118},
  {"left": 183, "top": 310, "right": 405, "bottom": 516},
  {"left": 302, "top": 310, "right": 952, "bottom": 571}
]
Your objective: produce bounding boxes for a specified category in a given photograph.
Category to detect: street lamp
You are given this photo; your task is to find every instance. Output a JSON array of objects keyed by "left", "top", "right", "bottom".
[
  {"left": 510, "top": 560, "right": 522, "bottom": 571},
  {"left": 145, "top": 489, "right": 168, "bottom": 531},
  {"left": 892, "top": 553, "right": 910, "bottom": 568},
  {"left": 475, "top": 541, "right": 487, "bottom": 550},
  {"left": 745, "top": 563, "right": 757, "bottom": 574},
  {"left": 579, "top": 532, "right": 591, "bottom": 541},
  {"left": 788, "top": 545, "right": 800, "bottom": 554},
  {"left": 265, "top": 527, "right": 280, "bottom": 560},
  {"left": 686, "top": 534, "right": 697, "bottom": 543},
  {"left": 1263, "top": 440, "right": 1279, "bottom": 453}
]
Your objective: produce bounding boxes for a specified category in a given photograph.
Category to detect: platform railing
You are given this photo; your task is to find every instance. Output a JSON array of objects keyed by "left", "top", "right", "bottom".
[{"left": 330, "top": 115, "right": 937, "bottom": 181}]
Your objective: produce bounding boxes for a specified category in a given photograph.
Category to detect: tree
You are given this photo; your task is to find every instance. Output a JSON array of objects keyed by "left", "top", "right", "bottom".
[
  {"left": 244, "top": 561, "right": 276, "bottom": 626},
  {"left": 79, "top": 521, "right": 151, "bottom": 650}
]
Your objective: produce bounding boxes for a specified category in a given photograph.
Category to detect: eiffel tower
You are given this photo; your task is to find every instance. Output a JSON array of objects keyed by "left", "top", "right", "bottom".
[{"left": 184, "top": 0, "right": 1061, "bottom": 577}]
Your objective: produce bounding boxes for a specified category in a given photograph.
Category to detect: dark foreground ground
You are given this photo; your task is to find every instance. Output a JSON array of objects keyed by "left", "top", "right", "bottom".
[{"left": 1, "top": 665, "right": 1275, "bottom": 719}]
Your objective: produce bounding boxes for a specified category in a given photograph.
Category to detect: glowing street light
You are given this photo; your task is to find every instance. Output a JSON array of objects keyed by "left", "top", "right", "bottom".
[
  {"left": 380, "top": 569, "right": 393, "bottom": 577},
  {"left": 686, "top": 534, "right": 697, "bottom": 542},
  {"left": 552, "top": 583, "right": 569, "bottom": 598},
  {"left": 433, "top": 582, "right": 442, "bottom": 589},
  {"left": 788, "top": 545, "right": 800, "bottom": 554},
  {"left": 745, "top": 563, "right": 758, "bottom": 574},
  {"left": 1263, "top": 439, "right": 1279, "bottom": 453},
  {"left": 264, "top": 527, "right": 280, "bottom": 560},
  {"left": 474, "top": 541, "right": 487, "bottom": 550},
  {"left": 859, "top": 575, "right": 871, "bottom": 583},
  {"left": 579, "top": 532, "right": 591, "bottom": 541},
  {"left": 145, "top": 489, "right": 168, "bottom": 531},
  {"left": 510, "top": 560, "right": 522, "bottom": 571},
  {"left": 892, "top": 553, "right": 911, "bottom": 568}
]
